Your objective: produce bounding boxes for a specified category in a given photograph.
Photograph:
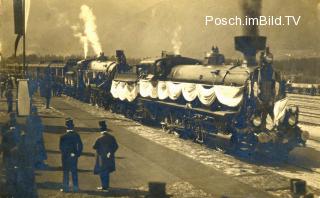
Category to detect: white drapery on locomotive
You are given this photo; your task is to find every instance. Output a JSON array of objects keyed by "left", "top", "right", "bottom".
[
  {"left": 111, "top": 75, "right": 289, "bottom": 128},
  {"left": 111, "top": 80, "right": 245, "bottom": 107}
]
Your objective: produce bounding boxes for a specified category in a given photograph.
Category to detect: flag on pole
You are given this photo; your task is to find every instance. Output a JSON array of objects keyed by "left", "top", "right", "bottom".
[
  {"left": 13, "top": 0, "right": 23, "bottom": 35},
  {"left": 13, "top": 0, "right": 23, "bottom": 56},
  {"left": 13, "top": 0, "right": 30, "bottom": 56},
  {"left": 13, "top": 0, "right": 31, "bottom": 116}
]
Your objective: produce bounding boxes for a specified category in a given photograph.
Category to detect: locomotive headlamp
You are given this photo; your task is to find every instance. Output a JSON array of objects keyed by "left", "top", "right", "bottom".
[
  {"left": 257, "top": 133, "right": 271, "bottom": 143},
  {"left": 252, "top": 116, "right": 262, "bottom": 127},
  {"left": 288, "top": 115, "right": 297, "bottom": 126}
]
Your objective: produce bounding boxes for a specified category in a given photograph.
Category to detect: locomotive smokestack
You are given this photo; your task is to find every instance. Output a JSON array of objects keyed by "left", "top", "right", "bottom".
[
  {"left": 235, "top": 36, "right": 266, "bottom": 66},
  {"left": 236, "top": 0, "right": 266, "bottom": 66},
  {"left": 241, "top": 0, "right": 262, "bottom": 36}
]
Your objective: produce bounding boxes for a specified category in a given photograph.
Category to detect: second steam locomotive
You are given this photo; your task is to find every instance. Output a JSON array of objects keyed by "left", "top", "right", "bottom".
[{"left": 27, "top": 35, "right": 309, "bottom": 157}]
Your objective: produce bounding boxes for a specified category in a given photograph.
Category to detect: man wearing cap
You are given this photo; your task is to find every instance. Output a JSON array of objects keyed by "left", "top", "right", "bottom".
[
  {"left": 59, "top": 118, "right": 83, "bottom": 192},
  {"left": 93, "top": 121, "right": 118, "bottom": 191}
]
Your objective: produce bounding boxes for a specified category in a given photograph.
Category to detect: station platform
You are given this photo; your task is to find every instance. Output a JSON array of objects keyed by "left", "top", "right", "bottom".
[{"left": 0, "top": 95, "right": 275, "bottom": 198}]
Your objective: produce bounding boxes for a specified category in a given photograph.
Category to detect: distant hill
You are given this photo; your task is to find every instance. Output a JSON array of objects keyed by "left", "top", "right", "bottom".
[
  {"left": 0, "top": 0, "right": 319, "bottom": 60},
  {"left": 274, "top": 57, "right": 320, "bottom": 83},
  {"left": 105, "top": 0, "right": 320, "bottom": 59}
]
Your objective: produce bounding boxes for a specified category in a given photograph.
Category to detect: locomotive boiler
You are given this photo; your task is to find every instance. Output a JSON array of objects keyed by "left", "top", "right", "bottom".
[{"left": 110, "top": 36, "right": 308, "bottom": 156}]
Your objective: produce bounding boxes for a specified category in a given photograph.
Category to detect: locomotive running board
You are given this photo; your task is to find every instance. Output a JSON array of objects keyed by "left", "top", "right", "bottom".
[{"left": 138, "top": 98, "right": 238, "bottom": 117}]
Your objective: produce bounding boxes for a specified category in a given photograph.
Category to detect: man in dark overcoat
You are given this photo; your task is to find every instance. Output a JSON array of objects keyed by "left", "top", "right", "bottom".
[
  {"left": 26, "top": 106, "right": 47, "bottom": 168},
  {"left": 93, "top": 121, "right": 118, "bottom": 191},
  {"left": 5, "top": 88, "right": 13, "bottom": 113},
  {"left": 16, "top": 131, "right": 38, "bottom": 198},
  {"left": 1, "top": 113, "right": 21, "bottom": 196},
  {"left": 0, "top": 80, "right": 5, "bottom": 98},
  {"left": 59, "top": 118, "right": 83, "bottom": 192},
  {"left": 5, "top": 76, "right": 14, "bottom": 90},
  {"left": 28, "top": 78, "right": 38, "bottom": 98},
  {"left": 43, "top": 68, "right": 52, "bottom": 109}
]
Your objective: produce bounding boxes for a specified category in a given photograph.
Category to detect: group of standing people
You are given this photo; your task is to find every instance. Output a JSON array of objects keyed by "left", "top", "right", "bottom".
[
  {"left": 1, "top": 72, "right": 53, "bottom": 113},
  {"left": 0, "top": 106, "right": 47, "bottom": 197},
  {"left": 0, "top": 72, "right": 119, "bottom": 196},
  {"left": 59, "top": 119, "right": 118, "bottom": 193},
  {"left": 39, "top": 69, "right": 63, "bottom": 108},
  {"left": 1, "top": 75, "right": 15, "bottom": 113}
]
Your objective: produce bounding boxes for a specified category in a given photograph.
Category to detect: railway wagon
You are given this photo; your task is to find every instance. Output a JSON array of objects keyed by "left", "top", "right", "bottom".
[{"left": 286, "top": 82, "right": 320, "bottom": 96}]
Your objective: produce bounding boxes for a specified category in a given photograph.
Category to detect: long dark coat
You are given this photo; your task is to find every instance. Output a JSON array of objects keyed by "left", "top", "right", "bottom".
[
  {"left": 5, "top": 89, "right": 13, "bottom": 102},
  {"left": 93, "top": 133, "right": 118, "bottom": 174},
  {"left": 16, "top": 133, "right": 38, "bottom": 198},
  {"left": 1, "top": 126, "right": 21, "bottom": 166},
  {"left": 42, "top": 80, "right": 52, "bottom": 98},
  {"left": 26, "top": 115, "right": 47, "bottom": 163},
  {"left": 59, "top": 131, "right": 83, "bottom": 171},
  {"left": 41, "top": 73, "right": 52, "bottom": 99}
]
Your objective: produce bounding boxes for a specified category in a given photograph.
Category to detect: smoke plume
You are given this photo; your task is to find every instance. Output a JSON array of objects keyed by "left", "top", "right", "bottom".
[
  {"left": 171, "top": 25, "right": 182, "bottom": 55},
  {"left": 79, "top": 5, "right": 102, "bottom": 56},
  {"left": 317, "top": 2, "right": 320, "bottom": 21},
  {"left": 78, "top": 34, "right": 88, "bottom": 59},
  {"left": 241, "top": 0, "right": 262, "bottom": 36},
  {"left": 71, "top": 25, "right": 88, "bottom": 58}
]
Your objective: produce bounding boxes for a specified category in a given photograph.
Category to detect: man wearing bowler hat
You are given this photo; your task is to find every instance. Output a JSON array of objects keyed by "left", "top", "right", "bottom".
[
  {"left": 93, "top": 121, "right": 118, "bottom": 191},
  {"left": 59, "top": 118, "right": 83, "bottom": 192}
]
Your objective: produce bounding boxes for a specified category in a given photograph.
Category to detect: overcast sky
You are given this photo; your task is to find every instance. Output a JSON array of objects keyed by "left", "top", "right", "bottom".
[{"left": 0, "top": 0, "right": 319, "bottom": 59}]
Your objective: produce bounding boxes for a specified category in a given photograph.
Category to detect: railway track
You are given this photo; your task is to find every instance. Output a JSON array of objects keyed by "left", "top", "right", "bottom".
[{"left": 288, "top": 94, "right": 320, "bottom": 126}]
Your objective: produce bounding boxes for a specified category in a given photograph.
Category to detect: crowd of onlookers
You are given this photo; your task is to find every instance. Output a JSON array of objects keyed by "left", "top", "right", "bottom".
[
  {"left": 0, "top": 74, "right": 119, "bottom": 197},
  {"left": 0, "top": 109, "right": 47, "bottom": 197},
  {"left": 0, "top": 75, "right": 46, "bottom": 197}
]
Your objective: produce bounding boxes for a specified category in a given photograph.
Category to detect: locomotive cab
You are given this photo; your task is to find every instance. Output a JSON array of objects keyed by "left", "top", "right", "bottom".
[{"left": 134, "top": 52, "right": 201, "bottom": 80}]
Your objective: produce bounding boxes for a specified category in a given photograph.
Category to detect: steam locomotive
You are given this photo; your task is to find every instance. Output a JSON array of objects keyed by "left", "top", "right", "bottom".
[{"left": 34, "top": 36, "right": 310, "bottom": 157}]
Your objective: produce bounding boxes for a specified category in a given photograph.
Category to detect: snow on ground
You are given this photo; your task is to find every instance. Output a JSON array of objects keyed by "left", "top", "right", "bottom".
[
  {"left": 300, "top": 124, "right": 320, "bottom": 142},
  {"left": 59, "top": 97, "right": 320, "bottom": 196},
  {"left": 32, "top": 98, "right": 214, "bottom": 198}
]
